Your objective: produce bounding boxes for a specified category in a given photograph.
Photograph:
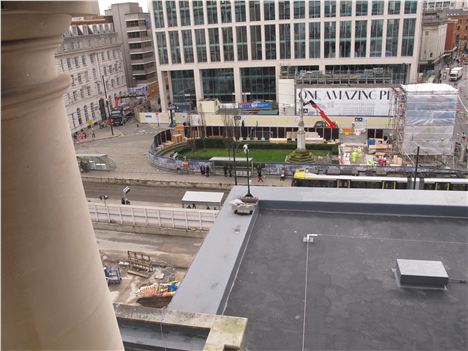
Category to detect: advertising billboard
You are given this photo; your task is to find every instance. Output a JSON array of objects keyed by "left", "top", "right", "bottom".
[{"left": 297, "top": 88, "right": 394, "bottom": 116}]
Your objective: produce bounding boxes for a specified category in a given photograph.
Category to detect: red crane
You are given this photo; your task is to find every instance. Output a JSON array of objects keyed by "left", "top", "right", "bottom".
[{"left": 303, "top": 99, "right": 338, "bottom": 129}]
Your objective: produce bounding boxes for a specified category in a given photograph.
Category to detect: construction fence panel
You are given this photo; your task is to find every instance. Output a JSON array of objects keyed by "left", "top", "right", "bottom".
[{"left": 88, "top": 203, "right": 218, "bottom": 230}]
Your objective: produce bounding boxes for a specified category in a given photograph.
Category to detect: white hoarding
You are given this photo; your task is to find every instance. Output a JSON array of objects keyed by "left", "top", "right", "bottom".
[{"left": 297, "top": 88, "right": 394, "bottom": 116}]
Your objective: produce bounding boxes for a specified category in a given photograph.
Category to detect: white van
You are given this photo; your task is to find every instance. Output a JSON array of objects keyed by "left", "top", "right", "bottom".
[{"left": 449, "top": 67, "right": 463, "bottom": 81}]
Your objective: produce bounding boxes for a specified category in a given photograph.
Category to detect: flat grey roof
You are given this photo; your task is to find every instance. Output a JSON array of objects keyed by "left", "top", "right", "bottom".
[
  {"left": 182, "top": 191, "right": 224, "bottom": 204},
  {"left": 170, "top": 186, "right": 468, "bottom": 350},
  {"left": 397, "top": 259, "right": 448, "bottom": 278}
]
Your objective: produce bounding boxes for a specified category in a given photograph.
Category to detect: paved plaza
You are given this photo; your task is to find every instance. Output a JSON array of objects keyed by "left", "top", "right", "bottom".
[{"left": 74, "top": 119, "right": 287, "bottom": 188}]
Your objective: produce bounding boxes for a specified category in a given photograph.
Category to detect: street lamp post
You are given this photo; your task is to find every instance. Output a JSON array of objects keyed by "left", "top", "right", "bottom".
[
  {"left": 168, "top": 104, "right": 176, "bottom": 128},
  {"left": 243, "top": 144, "right": 252, "bottom": 198},
  {"left": 413, "top": 146, "right": 420, "bottom": 190}
]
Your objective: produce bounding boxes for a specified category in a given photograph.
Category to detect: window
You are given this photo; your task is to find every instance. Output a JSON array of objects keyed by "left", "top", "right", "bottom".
[
  {"left": 179, "top": 1, "right": 191, "bottom": 26},
  {"left": 221, "top": 1, "right": 232, "bottom": 22},
  {"left": 294, "top": 1, "right": 305, "bottom": 19},
  {"left": 340, "top": 0, "right": 352, "bottom": 16},
  {"left": 74, "top": 56, "right": 79, "bottom": 67},
  {"left": 182, "top": 30, "right": 194, "bottom": 63},
  {"left": 294, "top": 23, "right": 306, "bottom": 59},
  {"left": 208, "top": 28, "right": 220, "bottom": 61},
  {"left": 324, "top": 1, "right": 337, "bottom": 17},
  {"left": 222, "top": 27, "right": 234, "bottom": 61},
  {"left": 264, "top": 0, "right": 275, "bottom": 20},
  {"left": 195, "top": 29, "right": 207, "bottom": 62},
  {"left": 370, "top": 20, "right": 383, "bottom": 57},
  {"left": 250, "top": 25, "right": 262, "bottom": 60},
  {"left": 279, "top": 1, "right": 290, "bottom": 19},
  {"left": 309, "top": 22, "right": 320, "bottom": 58},
  {"left": 249, "top": 0, "right": 261, "bottom": 21},
  {"left": 84, "top": 71, "right": 89, "bottom": 82},
  {"left": 81, "top": 55, "right": 86, "bottom": 65},
  {"left": 265, "top": 24, "right": 276, "bottom": 59},
  {"left": 324, "top": 22, "right": 336, "bottom": 58},
  {"left": 388, "top": 0, "right": 400, "bottom": 14},
  {"left": 340, "top": 21, "right": 351, "bottom": 57},
  {"left": 80, "top": 88, "right": 84, "bottom": 99},
  {"left": 171, "top": 70, "right": 196, "bottom": 106},
  {"left": 404, "top": 0, "right": 417, "bottom": 14},
  {"left": 309, "top": 1, "right": 320, "bottom": 18},
  {"left": 90, "top": 54, "right": 95, "bottom": 64},
  {"left": 77, "top": 108, "right": 82, "bottom": 125},
  {"left": 193, "top": 1, "right": 204, "bottom": 25},
  {"left": 166, "top": 1, "right": 177, "bottom": 26},
  {"left": 241, "top": 67, "right": 276, "bottom": 102},
  {"left": 77, "top": 72, "right": 82, "bottom": 84},
  {"left": 372, "top": 0, "right": 384, "bottom": 15},
  {"left": 67, "top": 58, "right": 72, "bottom": 69},
  {"left": 156, "top": 32, "right": 168, "bottom": 64},
  {"left": 93, "top": 68, "right": 97, "bottom": 79},
  {"left": 236, "top": 26, "right": 248, "bottom": 60},
  {"left": 235, "top": 0, "right": 246, "bottom": 22},
  {"left": 169, "top": 31, "right": 181, "bottom": 63},
  {"left": 280, "top": 24, "right": 291, "bottom": 59},
  {"left": 73, "top": 91, "right": 77, "bottom": 101},
  {"left": 107, "top": 50, "right": 111, "bottom": 60},
  {"left": 87, "top": 86, "right": 91, "bottom": 96},
  {"left": 386, "top": 19, "right": 399, "bottom": 56},
  {"left": 355, "top": 1, "right": 368, "bottom": 16},
  {"left": 355, "top": 20, "right": 367, "bottom": 57},
  {"left": 201, "top": 69, "right": 234, "bottom": 102},
  {"left": 90, "top": 102, "right": 96, "bottom": 119},
  {"left": 207, "top": 1, "right": 218, "bottom": 24},
  {"left": 401, "top": 18, "right": 416, "bottom": 56}
]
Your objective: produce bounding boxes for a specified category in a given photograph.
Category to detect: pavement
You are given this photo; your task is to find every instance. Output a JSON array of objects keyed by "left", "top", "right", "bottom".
[{"left": 75, "top": 119, "right": 289, "bottom": 189}]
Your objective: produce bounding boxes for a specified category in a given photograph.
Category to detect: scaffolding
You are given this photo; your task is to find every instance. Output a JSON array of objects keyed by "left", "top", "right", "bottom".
[
  {"left": 283, "top": 68, "right": 395, "bottom": 85},
  {"left": 392, "top": 83, "right": 461, "bottom": 167}
]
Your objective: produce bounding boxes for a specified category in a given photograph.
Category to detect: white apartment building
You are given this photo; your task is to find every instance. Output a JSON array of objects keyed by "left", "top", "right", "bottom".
[
  {"left": 55, "top": 16, "right": 127, "bottom": 133},
  {"left": 149, "top": 0, "right": 423, "bottom": 112}
]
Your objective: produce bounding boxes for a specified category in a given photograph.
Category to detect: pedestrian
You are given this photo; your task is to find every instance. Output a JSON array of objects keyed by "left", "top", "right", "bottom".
[
  {"left": 223, "top": 164, "right": 228, "bottom": 177},
  {"left": 229, "top": 164, "right": 233, "bottom": 177},
  {"left": 192, "top": 203, "right": 196, "bottom": 209},
  {"left": 280, "top": 168, "right": 286, "bottom": 181},
  {"left": 206, "top": 164, "right": 210, "bottom": 177},
  {"left": 257, "top": 168, "right": 264, "bottom": 182},
  {"left": 200, "top": 164, "right": 205, "bottom": 175}
]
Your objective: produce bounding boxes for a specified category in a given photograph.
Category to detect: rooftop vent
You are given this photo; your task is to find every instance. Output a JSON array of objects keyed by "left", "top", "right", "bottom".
[{"left": 395, "top": 259, "right": 448, "bottom": 290}]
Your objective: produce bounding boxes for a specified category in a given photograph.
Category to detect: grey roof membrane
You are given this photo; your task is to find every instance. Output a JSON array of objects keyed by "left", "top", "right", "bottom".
[{"left": 170, "top": 186, "right": 468, "bottom": 350}]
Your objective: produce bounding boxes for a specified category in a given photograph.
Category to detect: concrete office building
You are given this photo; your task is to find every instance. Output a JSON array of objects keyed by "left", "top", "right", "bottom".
[
  {"left": 105, "top": 3, "right": 159, "bottom": 104},
  {"left": 55, "top": 16, "right": 127, "bottom": 133},
  {"left": 149, "top": 0, "right": 423, "bottom": 112},
  {"left": 420, "top": 11, "right": 449, "bottom": 70}
]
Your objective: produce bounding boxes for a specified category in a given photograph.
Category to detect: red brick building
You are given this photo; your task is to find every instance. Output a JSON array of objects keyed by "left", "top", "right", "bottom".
[{"left": 446, "top": 9, "right": 468, "bottom": 54}]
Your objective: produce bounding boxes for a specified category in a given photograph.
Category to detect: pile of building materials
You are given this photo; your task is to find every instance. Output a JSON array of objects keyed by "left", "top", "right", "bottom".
[{"left": 400, "top": 84, "right": 459, "bottom": 157}]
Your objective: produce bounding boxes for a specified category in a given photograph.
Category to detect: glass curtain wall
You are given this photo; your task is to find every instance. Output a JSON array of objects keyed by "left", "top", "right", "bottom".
[
  {"left": 179, "top": 1, "right": 190, "bottom": 26},
  {"left": 208, "top": 28, "right": 221, "bottom": 61},
  {"left": 386, "top": 19, "right": 399, "bottom": 57},
  {"left": 182, "top": 30, "right": 193, "bottom": 63},
  {"left": 265, "top": 24, "right": 276, "bottom": 59},
  {"left": 193, "top": 1, "right": 204, "bottom": 25},
  {"left": 401, "top": 18, "right": 416, "bottom": 56},
  {"left": 235, "top": 0, "right": 246, "bottom": 21},
  {"left": 241, "top": 67, "right": 276, "bottom": 101},
  {"left": 169, "top": 31, "right": 181, "bottom": 63},
  {"left": 156, "top": 32, "right": 168, "bottom": 64},
  {"left": 250, "top": 25, "right": 262, "bottom": 60},
  {"left": 221, "top": 1, "right": 232, "bottom": 22},
  {"left": 202, "top": 69, "right": 235, "bottom": 102},
  {"left": 171, "top": 70, "right": 195, "bottom": 107},
  {"left": 324, "top": 22, "right": 336, "bottom": 58}
]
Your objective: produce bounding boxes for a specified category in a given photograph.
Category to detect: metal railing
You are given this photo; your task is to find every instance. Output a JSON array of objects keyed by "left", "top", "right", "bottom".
[{"left": 88, "top": 202, "right": 218, "bottom": 230}]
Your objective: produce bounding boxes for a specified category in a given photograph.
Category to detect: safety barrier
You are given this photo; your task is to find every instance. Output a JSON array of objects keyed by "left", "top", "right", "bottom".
[{"left": 88, "top": 202, "right": 218, "bottom": 230}]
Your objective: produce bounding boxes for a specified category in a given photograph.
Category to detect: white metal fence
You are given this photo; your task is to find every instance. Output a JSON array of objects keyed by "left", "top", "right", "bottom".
[{"left": 88, "top": 203, "right": 218, "bottom": 230}]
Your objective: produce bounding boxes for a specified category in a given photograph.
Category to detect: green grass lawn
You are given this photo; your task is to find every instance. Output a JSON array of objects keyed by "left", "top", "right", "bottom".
[{"left": 181, "top": 148, "right": 331, "bottom": 163}]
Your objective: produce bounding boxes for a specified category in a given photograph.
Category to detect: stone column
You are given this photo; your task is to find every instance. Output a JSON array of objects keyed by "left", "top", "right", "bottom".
[{"left": 1, "top": 2, "right": 123, "bottom": 350}]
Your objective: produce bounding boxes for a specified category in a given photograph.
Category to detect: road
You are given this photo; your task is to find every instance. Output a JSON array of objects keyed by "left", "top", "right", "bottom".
[{"left": 83, "top": 182, "right": 226, "bottom": 205}]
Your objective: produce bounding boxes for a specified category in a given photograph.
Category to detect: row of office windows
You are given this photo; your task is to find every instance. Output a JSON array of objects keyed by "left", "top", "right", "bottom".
[
  {"left": 66, "top": 76, "right": 126, "bottom": 106},
  {"left": 155, "top": 18, "right": 416, "bottom": 64},
  {"left": 170, "top": 67, "right": 277, "bottom": 104},
  {"left": 153, "top": 0, "right": 417, "bottom": 28},
  {"left": 59, "top": 50, "right": 122, "bottom": 72}
]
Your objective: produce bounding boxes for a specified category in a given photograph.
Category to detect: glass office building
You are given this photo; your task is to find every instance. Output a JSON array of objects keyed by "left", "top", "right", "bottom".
[{"left": 150, "top": 0, "right": 422, "bottom": 111}]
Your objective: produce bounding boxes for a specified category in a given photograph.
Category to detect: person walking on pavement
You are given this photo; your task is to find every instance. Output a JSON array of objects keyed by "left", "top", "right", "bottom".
[
  {"left": 205, "top": 164, "right": 210, "bottom": 177},
  {"left": 257, "top": 168, "right": 264, "bottom": 182},
  {"left": 280, "top": 168, "right": 286, "bottom": 181},
  {"left": 229, "top": 164, "right": 233, "bottom": 177},
  {"left": 200, "top": 164, "right": 205, "bottom": 176},
  {"left": 223, "top": 164, "right": 228, "bottom": 177}
]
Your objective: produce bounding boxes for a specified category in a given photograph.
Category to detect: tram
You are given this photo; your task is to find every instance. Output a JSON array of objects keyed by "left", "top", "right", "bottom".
[{"left": 292, "top": 169, "right": 468, "bottom": 191}]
